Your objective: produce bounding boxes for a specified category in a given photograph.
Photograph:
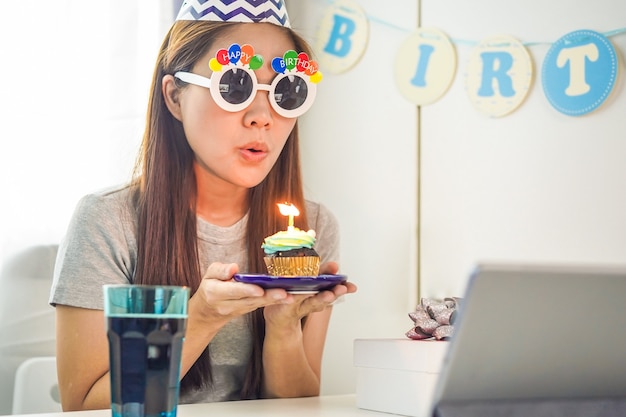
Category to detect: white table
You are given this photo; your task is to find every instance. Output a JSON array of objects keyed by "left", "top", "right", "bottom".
[{"left": 18, "top": 395, "right": 386, "bottom": 417}]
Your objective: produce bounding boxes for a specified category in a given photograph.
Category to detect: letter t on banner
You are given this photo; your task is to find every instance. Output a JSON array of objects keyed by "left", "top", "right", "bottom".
[{"left": 315, "top": 0, "right": 369, "bottom": 74}]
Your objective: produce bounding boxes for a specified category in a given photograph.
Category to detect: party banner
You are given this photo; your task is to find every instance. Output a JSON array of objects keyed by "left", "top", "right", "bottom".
[{"left": 314, "top": 0, "right": 625, "bottom": 117}]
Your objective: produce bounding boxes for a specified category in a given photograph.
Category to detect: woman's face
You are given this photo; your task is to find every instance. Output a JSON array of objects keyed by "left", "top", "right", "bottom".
[{"left": 172, "top": 23, "right": 298, "bottom": 192}]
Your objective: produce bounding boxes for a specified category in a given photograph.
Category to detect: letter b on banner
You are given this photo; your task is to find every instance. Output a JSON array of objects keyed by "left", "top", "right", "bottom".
[
  {"left": 323, "top": 14, "right": 356, "bottom": 57},
  {"left": 315, "top": 0, "right": 369, "bottom": 74}
]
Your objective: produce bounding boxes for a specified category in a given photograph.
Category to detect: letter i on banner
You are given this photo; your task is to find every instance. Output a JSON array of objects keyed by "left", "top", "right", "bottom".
[
  {"left": 542, "top": 29, "right": 619, "bottom": 116},
  {"left": 394, "top": 28, "right": 456, "bottom": 106},
  {"left": 315, "top": 0, "right": 369, "bottom": 74},
  {"left": 465, "top": 35, "right": 533, "bottom": 117}
]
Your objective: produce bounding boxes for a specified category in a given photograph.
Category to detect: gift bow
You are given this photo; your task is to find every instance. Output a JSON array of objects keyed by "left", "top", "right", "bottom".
[{"left": 405, "top": 297, "right": 462, "bottom": 341}]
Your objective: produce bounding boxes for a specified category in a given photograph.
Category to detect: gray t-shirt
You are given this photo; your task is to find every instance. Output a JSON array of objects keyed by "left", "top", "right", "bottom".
[{"left": 49, "top": 185, "right": 340, "bottom": 402}]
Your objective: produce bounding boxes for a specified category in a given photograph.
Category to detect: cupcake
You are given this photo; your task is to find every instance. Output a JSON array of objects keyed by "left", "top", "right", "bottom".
[{"left": 262, "top": 227, "right": 320, "bottom": 276}]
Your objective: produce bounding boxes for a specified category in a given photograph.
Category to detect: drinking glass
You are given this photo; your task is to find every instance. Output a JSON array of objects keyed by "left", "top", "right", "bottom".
[{"left": 104, "top": 285, "right": 189, "bottom": 417}]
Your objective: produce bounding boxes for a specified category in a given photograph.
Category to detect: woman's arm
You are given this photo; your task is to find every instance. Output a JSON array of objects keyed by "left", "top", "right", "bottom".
[
  {"left": 261, "top": 305, "right": 334, "bottom": 397},
  {"left": 56, "top": 262, "right": 292, "bottom": 411},
  {"left": 260, "top": 262, "right": 356, "bottom": 398},
  {"left": 55, "top": 302, "right": 226, "bottom": 411},
  {"left": 56, "top": 305, "right": 111, "bottom": 410}
]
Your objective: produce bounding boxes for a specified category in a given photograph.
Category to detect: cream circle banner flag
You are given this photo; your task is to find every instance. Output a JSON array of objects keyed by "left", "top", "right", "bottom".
[
  {"left": 394, "top": 28, "right": 456, "bottom": 106},
  {"left": 314, "top": 0, "right": 369, "bottom": 74},
  {"left": 465, "top": 35, "right": 533, "bottom": 117}
]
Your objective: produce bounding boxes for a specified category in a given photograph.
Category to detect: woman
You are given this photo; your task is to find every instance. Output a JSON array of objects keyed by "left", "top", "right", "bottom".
[{"left": 50, "top": 0, "right": 356, "bottom": 410}]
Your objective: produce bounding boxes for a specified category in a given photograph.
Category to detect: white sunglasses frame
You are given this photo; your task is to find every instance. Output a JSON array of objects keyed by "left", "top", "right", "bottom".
[{"left": 174, "top": 67, "right": 317, "bottom": 118}]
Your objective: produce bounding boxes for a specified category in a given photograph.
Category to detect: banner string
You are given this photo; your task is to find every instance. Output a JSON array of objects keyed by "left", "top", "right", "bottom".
[{"left": 322, "top": 0, "right": 626, "bottom": 46}]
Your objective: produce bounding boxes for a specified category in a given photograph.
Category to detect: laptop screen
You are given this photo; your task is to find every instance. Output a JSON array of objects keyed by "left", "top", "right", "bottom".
[{"left": 431, "top": 263, "right": 626, "bottom": 412}]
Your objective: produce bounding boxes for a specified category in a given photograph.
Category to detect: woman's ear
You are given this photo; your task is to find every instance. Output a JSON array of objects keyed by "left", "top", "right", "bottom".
[{"left": 162, "top": 74, "right": 183, "bottom": 121}]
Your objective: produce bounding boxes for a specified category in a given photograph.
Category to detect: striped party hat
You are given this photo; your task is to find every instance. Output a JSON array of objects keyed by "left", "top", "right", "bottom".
[{"left": 176, "top": 0, "right": 291, "bottom": 28}]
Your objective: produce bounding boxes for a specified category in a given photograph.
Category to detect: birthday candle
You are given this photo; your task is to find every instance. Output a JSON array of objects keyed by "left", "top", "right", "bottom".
[{"left": 277, "top": 203, "right": 299, "bottom": 231}]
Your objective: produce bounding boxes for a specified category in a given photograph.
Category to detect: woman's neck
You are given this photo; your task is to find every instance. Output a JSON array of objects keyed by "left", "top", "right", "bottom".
[{"left": 194, "top": 164, "right": 248, "bottom": 227}]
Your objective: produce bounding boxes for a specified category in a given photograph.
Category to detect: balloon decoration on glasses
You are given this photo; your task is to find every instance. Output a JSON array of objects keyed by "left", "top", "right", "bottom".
[{"left": 174, "top": 43, "right": 322, "bottom": 118}]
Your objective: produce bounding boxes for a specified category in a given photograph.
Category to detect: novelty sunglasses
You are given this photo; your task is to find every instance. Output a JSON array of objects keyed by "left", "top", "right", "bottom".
[{"left": 174, "top": 44, "right": 323, "bottom": 118}]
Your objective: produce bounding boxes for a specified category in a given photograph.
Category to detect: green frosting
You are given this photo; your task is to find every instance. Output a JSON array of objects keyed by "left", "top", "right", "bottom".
[{"left": 262, "top": 228, "right": 316, "bottom": 255}]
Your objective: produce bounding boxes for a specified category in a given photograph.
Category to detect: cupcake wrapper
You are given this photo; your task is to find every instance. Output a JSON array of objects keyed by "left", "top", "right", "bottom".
[{"left": 264, "top": 256, "right": 320, "bottom": 277}]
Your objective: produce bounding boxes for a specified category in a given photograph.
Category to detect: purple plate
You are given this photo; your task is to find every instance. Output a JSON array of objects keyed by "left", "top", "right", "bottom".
[{"left": 233, "top": 274, "right": 348, "bottom": 293}]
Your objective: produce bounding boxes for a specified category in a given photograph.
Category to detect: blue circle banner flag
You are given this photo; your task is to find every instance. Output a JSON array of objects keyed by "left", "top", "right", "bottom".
[{"left": 542, "top": 30, "right": 619, "bottom": 116}]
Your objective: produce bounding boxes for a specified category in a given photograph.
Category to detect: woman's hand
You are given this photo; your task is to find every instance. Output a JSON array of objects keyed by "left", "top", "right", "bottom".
[
  {"left": 190, "top": 262, "right": 292, "bottom": 327},
  {"left": 180, "top": 262, "right": 295, "bottom": 381},
  {"left": 263, "top": 261, "right": 357, "bottom": 327}
]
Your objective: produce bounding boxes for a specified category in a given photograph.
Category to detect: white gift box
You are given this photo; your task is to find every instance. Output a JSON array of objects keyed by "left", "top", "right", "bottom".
[{"left": 354, "top": 338, "right": 449, "bottom": 417}]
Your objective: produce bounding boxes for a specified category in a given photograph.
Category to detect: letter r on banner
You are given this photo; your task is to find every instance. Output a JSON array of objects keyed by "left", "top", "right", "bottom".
[{"left": 477, "top": 51, "right": 515, "bottom": 97}]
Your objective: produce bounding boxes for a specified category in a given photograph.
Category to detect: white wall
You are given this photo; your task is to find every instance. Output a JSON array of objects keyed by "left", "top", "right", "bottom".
[
  {"left": 0, "top": 0, "right": 170, "bottom": 261},
  {"left": 419, "top": 0, "right": 626, "bottom": 299},
  {"left": 0, "top": 2, "right": 172, "bottom": 413},
  {"left": 286, "top": 0, "right": 419, "bottom": 395}
]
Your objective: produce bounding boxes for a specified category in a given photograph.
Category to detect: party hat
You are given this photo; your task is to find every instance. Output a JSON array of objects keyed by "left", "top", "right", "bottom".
[{"left": 176, "top": 0, "right": 291, "bottom": 28}]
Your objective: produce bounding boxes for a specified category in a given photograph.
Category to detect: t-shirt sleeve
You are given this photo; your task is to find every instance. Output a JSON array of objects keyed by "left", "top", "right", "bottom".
[
  {"left": 49, "top": 190, "right": 137, "bottom": 310},
  {"left": 305, "top": 200, "right": 340, "bottom": 267}
]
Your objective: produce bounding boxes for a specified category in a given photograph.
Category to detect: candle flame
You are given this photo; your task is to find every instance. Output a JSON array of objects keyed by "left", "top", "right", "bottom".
[{"left": 277, "top": 203, "right": 299, "bottom": 217}]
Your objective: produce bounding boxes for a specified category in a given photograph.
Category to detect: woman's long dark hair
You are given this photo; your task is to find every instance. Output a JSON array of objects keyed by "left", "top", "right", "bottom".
[{"left": 130, "top": 20, "right": 313, "bottom": 399}]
